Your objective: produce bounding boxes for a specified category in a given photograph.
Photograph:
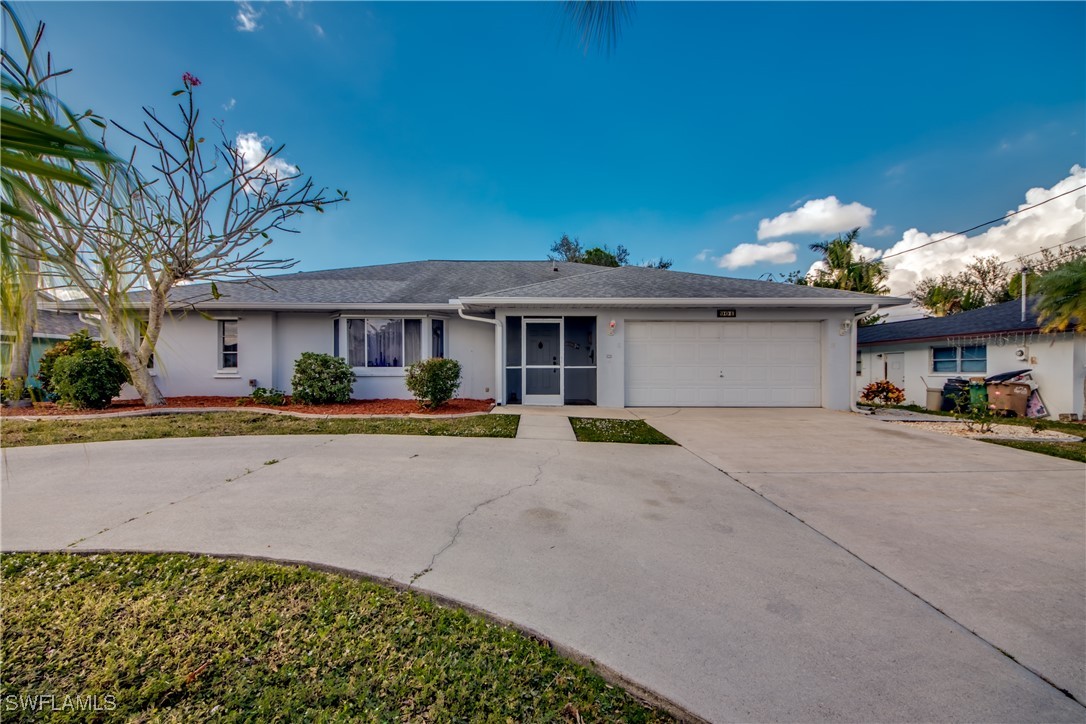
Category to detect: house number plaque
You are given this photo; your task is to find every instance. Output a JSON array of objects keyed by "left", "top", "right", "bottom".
[{"left": 716, "top": 309, "right": 737, "bottom": 318}]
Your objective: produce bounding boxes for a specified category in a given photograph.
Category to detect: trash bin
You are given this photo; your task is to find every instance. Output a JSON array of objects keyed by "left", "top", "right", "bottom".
[
  {"left": 969, "top": 377, "right": 988, "bottom": 409},
  {"left": 942, "top": 377, "right": 969, "bottom": 411},
  {"left": 925, "top": 388, "right": 943, "bottom": 411},
  {"left": 987, "top": 383, "right": 1030, "bottom": 417}
]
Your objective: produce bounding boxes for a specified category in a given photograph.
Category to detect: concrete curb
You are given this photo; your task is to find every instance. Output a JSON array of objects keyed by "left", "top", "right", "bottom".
[
  {"left": 1, "top": 404, "right": 500, "bottom": 423},
  {"left": 4, "top": 548, "right": 708, "bottom": 724}
]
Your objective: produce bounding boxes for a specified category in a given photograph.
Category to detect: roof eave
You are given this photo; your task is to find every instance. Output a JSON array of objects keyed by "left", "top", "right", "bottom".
[{"left": 455, "top": 296, "right": 911, "bottom": 309}]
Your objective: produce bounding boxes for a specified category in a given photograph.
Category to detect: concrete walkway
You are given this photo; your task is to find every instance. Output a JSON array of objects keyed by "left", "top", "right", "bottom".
[
  {"left": 509, "top": 413, "right": 576, "bottom": 440},
  {"left": 3, "top": 423, "right": 1084, "bottom": 722}
]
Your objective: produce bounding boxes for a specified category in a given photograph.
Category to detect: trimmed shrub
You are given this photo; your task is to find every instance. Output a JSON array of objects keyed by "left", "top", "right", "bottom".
[
  {"left": 405, "top": 358, "right": 462, "bottom": 410},
  {"left": 291, "top": 352, "right": 354, "bottom": 405},
  {"left": 51, "top": 347, "right": 130, "bottom": 409},
  {"left": 250, "top": 387, "right": 287, "bottom": 406},
  {"left": 860, "top": 380, "right": 906, "bottom": 405},
  {"left": 36, "top": 330, "right": 99, "bottom": 396}
]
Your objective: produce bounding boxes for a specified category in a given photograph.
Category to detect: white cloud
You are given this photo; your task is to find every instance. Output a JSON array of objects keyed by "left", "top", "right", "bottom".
[
  {"left": 223, "top": 98, "right": 236, "bottom": 111},
  {"left": 878, "top": 165, "right": 1086, "bottom": 295},
  {"left": 313, "top": 23, "right": 325, "bottom": 37},
  {"left": 694, "top": 248, "right": 712, "bottom": 262},
  {"left": 716, "top": 241, "right": 797, "bottom": 270},
  {"left": 235, "top": 132, "right": 299, "bottom": 193},
  {"left": 757, "top": 196, "right": 875, "bottom": 240},
  {"left": 235, "top": 1, "right": 261, "bottom": 32},
  {"left": 872, "top": 225, "right": 895, "bottom": 237}
]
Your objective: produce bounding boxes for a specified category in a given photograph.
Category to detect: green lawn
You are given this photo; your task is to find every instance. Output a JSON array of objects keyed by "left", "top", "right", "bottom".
[
  {"left": 981, "top": 439, "right": 1086, "bottom": 464},
  {"left": 0, "top": 412, "right": 519, "bottom": 448},
  {"left": 569, "top": 417, "right": 676, "bottom": 445},
  {"left": 0, "top": 553, "right": 671, "bottom": 723}
]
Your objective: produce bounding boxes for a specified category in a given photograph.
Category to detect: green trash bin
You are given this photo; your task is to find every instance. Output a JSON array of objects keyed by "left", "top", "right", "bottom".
[{"left": 969, "top": 377, "right": 988, "bottom": 409}]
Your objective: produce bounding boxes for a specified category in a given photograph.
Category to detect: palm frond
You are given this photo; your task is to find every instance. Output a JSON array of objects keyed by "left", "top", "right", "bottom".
[{"left": 562, "top": 0, "right": 635, "bottom": 54}]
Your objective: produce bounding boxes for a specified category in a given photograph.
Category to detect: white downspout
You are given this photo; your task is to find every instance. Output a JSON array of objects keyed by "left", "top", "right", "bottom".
[
  {"left": 458, "top": 307, "right": 504, "bottom": 405},
  {"left": 850, "top": 304, "right": 879, "bottom": 414}
]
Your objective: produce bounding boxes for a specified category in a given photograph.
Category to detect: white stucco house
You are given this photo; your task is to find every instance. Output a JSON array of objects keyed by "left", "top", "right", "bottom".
[
  {"left": 111, "top": 260, "right": 910, "bottom": 409},
  {"left": 857, "top": 298, "right": 1085, "bottom": 418}
]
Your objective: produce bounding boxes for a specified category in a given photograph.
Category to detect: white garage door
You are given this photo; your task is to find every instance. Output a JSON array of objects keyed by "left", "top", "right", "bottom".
[{"left": 625, "top": 321, "right": 822, "bottom": 407}]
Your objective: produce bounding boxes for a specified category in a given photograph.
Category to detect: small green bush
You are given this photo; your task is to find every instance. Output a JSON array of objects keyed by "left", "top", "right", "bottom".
[
  {"left": 36, "top": 330, "right": 99, "bottom": 396},
  {"left": 51, "top": 347, "right": 130, "bottom": 409},
  {"left": 291, "top": 352, "right": 354, "bottom": 405},
  {"left": 250, "top": 387, "right": 287, "bottom": 405},
  {"left": 405, "top": 358, "right": 462, "bottom": 409}
]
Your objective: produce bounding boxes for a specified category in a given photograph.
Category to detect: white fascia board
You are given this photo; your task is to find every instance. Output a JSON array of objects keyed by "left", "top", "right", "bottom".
[{"left": 454, "top": 296, "right": 912, "bottom": 308}]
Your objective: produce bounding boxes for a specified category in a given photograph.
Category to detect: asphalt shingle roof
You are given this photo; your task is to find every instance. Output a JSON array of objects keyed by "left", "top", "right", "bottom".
[
  {"left": 468, "top": 264, "right": 893, "bottom": 301},
  {"left": 0, "top": 309, "right": 95, "bottom": 339},
  {"left": 141, "top": 261, "right": 607, "bottom": 307},
  {"left": 120, "top": 260, "right": 904, "bottom": 309},
  {"left": 858, "top": 299, "right": 1042, "bottom": 345}
]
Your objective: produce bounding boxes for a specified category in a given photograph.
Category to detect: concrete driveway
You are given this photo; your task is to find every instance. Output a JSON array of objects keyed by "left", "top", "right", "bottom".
[
  {"left": 2, "top": 413, "right": 1084, "bottom": 722},
  {"left": 635, "top": 407, "right": 1086, "bottom": 707}
]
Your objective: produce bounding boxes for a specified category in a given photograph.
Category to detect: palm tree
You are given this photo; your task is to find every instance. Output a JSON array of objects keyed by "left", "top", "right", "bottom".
[
  {"left": 808, "top": 228, "right": 888, "bottom": 295},
  {"left": 563, "top": 1, "right": 635, "bottom": 53},
  {"left": 1033, "top": 257, "right": 1085, "bottom": 333},
  {"left": 1, "top": 2, "right": 115, "bottom": 404}
]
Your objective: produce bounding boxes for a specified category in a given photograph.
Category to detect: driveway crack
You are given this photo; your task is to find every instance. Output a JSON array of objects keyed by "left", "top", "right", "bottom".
[
  {"left": 410, "top": 447, "right": 560, "bottom": 585},
  {"left": 65, "top": 437, "right": 338, "bottom": 548}
]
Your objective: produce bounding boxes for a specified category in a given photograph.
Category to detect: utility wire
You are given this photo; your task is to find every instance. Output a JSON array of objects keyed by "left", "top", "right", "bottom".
[
  {"left": 880, "top": 184, "right": 1086, "bottom": 261},
  {"left": 1002, "top": 236, "right": 1086, "bottom": 268}
]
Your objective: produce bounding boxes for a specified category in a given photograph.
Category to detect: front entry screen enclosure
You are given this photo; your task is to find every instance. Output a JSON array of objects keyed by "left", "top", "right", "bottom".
[{"left": 505, "top": 316, "right": 597, "bottom": 405}]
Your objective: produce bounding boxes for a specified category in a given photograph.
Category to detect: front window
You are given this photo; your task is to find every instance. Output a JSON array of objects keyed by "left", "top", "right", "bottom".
[
  {"left": 931, "top": 345, "right": 986, "bottom": 374},
  {"left": 219, "top": 320, "right": 238, "bottom": 370},
  {"left": 346, "top": 318, "right": 423, "bottom": 368}
]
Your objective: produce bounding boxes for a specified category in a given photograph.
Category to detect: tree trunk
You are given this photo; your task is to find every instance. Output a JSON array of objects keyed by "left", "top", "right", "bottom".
[
  {"left": 103, "top": 310, "right": 166, "bottom": 407},
  {"left": 5, "top": 255, "right": 39, "bottom": 407}
]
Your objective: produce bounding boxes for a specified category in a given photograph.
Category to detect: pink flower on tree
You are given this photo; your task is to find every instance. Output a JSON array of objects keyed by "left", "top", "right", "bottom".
[{"left": 182, "top": 72, "right": 201, "bottom": 88}]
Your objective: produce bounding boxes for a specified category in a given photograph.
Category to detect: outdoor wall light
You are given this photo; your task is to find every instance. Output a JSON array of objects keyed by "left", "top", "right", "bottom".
[{"left": 608, "top": 320, "right": 617, "bottom": 336}]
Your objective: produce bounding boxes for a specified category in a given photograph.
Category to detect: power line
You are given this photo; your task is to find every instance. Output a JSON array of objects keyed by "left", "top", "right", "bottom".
[
  {"left": 1002, "top": 236, "right": 1086, "bottom": 268},
  {"left": 880, "top": 184, "right": 1086, "bottom": 261}
]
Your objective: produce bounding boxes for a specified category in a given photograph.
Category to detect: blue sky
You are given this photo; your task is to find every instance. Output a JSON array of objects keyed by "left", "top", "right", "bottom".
[{"left": 10, "top": 1, "right": 1086, "bottom": 290}]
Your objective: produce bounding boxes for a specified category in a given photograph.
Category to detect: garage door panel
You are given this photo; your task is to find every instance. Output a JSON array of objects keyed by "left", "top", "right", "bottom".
[{"left": 626, "top": 321, "right": 821, "bottom": 407}]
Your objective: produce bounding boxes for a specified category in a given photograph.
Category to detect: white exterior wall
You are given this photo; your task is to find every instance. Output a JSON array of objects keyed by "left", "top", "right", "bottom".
[
  {"left": 494, "top": 306, "right": 858, "bottom": 410},
  {"left": 274, "top": 313, "right": 334, "bottom": 391},
  {"left": 858, "top": 333, "right": 1085, "bottom": 417},
  {"left": 135, "top": 311, "right": 497, "bottom": 402},
  {"left": 124, "top": 311, "right": 275, "bottom": 398},
  {"left": 141, "top": 304, "right": 868, "bottom": 411}
]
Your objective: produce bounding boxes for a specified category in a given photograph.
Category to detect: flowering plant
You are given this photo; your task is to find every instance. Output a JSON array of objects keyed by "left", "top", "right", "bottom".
[{"left": 860, "top": 380, "right": 906, "bottom": 405}]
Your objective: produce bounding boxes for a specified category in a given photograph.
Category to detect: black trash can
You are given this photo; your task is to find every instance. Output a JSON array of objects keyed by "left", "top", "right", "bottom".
[{"left": 941, "top": 377, "right": 970, "bottom": 412}]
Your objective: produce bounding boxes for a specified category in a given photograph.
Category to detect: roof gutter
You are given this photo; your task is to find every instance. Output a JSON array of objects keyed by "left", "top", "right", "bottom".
[
  {"left": 851, "top": 305, "right": 880, "bottom": 414},
  {"left": 457, "top": 307, "right": 504, "bottom": 406}
]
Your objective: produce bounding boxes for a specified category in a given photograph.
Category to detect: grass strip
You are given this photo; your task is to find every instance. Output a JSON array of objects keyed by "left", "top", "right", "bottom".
[
  {"left": 0, "top": 412, "right": 519, "bottom": 448},
  {"left": 0, "top": 552, "right": 672, "bottom": 722},
  {"left": 569, "top": 417, "right": 676, "bottom": 445},
  {"left": 980, "top": 438, "right": 1086, "bottom": 464}
]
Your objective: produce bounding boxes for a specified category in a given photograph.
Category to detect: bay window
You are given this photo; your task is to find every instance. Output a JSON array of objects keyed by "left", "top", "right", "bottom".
[{"left": 346, "top": 318, "right": 425, "bottom": 369}]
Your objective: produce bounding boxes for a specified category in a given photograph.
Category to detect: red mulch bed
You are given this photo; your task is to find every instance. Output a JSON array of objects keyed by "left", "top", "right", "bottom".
[{"left": 1, "top": 396, "right": 495, "bottom": 417}]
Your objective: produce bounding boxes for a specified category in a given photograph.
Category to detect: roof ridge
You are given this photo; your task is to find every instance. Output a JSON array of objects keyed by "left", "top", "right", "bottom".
[{"left": 469, "top": 265, "right": 623, "bottom": 298}]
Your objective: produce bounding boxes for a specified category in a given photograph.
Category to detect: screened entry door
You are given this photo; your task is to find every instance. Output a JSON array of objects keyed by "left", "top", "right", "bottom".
[{"left": 523, "top": 319, "right": 563, "bottom": 405}]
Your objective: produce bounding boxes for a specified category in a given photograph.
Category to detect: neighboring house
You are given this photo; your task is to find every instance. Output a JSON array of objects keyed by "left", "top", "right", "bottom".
[
  {"left": 88, "top": 260, "right": 908, "bottom": 409},
  {"left": 857, "top": 298, "right": 1085, "bottom": 418},
  {"left": 0, "top": 308, "right": 98, "bottom": 387}
]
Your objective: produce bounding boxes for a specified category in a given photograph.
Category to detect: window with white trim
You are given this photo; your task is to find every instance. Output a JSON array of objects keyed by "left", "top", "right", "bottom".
[
  {"left": 219, "top": 320, "right": 238, "bottom": 370},
  {"left": 346, "top": 318, "right": 423, "bottom": 369},
  {"left": 931, "top": 345, "right": 986, "bottom": 374}
]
